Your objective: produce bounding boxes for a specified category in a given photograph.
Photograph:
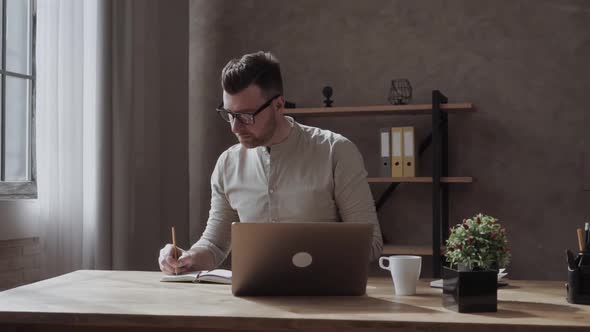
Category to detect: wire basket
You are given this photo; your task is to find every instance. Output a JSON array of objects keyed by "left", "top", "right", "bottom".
[{"left": 388, "top": 79, "right": 412, "bottom": 105}]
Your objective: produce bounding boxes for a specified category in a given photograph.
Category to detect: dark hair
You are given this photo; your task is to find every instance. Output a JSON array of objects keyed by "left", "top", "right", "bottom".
[{"left": 221, "top": 51, "right": 283, "bottom": 98}]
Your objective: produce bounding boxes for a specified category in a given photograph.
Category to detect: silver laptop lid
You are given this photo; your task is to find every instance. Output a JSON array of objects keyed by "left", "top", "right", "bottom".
[{"left": 231, "top": 222, "right": 372, "bottom": 296}]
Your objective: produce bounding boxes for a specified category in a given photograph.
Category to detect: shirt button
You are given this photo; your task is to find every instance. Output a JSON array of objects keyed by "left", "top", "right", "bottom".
[{"left": 269, "top": 189, "right": 274, "bottom": 194}]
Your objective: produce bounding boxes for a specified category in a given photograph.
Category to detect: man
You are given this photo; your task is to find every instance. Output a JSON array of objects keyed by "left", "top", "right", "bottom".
[{"left": 159, "top": 51, "right": 382, "bottom": 275}]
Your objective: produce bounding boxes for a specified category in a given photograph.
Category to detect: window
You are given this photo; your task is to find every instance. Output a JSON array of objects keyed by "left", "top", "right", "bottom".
[{"left": 0, "top": 0, "right": 36, "bottom": 199}]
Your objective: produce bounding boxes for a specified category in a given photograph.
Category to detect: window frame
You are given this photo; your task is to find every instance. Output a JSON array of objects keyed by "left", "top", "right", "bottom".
[{"left": 0, "top": 0, "right": 37, "bottom": 199}]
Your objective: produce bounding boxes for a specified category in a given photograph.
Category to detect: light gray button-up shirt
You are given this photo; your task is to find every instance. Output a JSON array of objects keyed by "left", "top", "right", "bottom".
[{"left": 193, "top": 117, "right": 383, "bottom": 266}]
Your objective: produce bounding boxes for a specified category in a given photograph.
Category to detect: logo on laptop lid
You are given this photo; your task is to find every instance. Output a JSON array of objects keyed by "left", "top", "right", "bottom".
[{"left": 292, "top": 252, "right": 313, "bottom": 268}]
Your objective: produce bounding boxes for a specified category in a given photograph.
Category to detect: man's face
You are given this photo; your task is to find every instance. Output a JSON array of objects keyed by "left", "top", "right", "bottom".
[{"left": 222, "top": 85, "right": 279, "bottom": 148}]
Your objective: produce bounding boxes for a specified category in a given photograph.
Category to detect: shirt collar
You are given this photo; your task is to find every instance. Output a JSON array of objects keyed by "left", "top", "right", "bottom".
[{"left": 257, "top": 116, "right": 300, "bottom": 155}]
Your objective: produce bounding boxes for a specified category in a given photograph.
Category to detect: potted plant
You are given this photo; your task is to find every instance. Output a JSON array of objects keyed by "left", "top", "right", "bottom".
[{"left": 442, "top": 213, "right": 510, "bottom": 313}]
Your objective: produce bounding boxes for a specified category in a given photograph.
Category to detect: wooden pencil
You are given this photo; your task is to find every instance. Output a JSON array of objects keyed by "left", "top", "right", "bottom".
[
  {"left": 171, "top": 226, "right": 178, "bottom": 275},
  {"left": 171, "top": 226, "right": 177, "bottom": 259},
  {"left": 577, "top": 228, "right": 584, "bottom": 252}
]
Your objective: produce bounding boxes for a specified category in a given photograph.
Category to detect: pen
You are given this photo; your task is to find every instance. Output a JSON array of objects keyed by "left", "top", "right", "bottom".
[
  {"left": 171, "top": 226, "right": 177, "bottom": 275},
  {"left": 577, "top": 228, "right": 584, "bottom": 252}
]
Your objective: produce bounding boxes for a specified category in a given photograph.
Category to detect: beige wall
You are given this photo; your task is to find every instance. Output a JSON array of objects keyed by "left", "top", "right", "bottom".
[{"left": 189, "top": 0, "right": 590, "bottom": 280}]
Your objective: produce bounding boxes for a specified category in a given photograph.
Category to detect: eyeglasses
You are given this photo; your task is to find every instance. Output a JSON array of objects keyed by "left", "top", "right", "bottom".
[{"left": 216, "top": 94, "right": 281, "bottom": 125}]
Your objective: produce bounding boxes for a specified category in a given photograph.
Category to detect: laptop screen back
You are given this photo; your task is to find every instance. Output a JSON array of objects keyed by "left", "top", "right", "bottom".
[{"left": 231, "top": 222, "right": 372, "bottom": 296}]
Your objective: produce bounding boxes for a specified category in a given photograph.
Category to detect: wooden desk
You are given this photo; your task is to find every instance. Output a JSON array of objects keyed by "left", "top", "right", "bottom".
[{"left": 0, "top": 270, "right": 588, "bottom": 331}]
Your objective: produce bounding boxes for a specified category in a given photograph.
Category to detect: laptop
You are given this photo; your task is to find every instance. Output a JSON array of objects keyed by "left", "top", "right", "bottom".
[{"left": 231, "top": 222, "right": 373, "bottom": 296}]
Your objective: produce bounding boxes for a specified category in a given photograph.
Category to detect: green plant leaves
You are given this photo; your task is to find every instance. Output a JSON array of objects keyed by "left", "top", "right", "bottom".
[{"left": 445, "top": 213, "right": 510, "bottom": 271}]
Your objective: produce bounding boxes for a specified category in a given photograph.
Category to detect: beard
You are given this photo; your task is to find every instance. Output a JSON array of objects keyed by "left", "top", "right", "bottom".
[{"left": 236, "top": 116, "right": 277, "bottom": 148}]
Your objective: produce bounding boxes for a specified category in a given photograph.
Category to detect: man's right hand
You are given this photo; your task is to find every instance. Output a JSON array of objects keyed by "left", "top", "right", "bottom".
[{"left": 158, "top": 244, "right": 195, "bottom": 275}]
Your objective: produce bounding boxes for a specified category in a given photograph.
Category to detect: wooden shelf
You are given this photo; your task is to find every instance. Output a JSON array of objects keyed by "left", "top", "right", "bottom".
[
  {"left": 382, "top": 244, "right": 446, "bottom": 256},
  {"left": 284, "top": 102, "right": 473, "bottom": 116},
  {"left": 368, "top": 177, "right": 474, "bottom": 183}
]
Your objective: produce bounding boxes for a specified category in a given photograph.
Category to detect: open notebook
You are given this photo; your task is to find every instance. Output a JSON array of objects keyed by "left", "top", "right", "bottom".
[{"left": 160, "top": 269, "right": 232, "bottom": 284}]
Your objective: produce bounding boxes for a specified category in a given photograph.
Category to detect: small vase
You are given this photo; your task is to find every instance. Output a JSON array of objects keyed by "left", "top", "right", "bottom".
[{"left": 442, "top": 266, "right": 497, "bottom": 313}]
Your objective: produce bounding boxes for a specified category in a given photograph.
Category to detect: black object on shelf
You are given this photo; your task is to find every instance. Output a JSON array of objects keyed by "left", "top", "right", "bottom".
[
  {"left": 322, "top": 86, "right": 333, "bottom": 107},
  {"left": 442, "top": 266, "right": 498, "bottom": 313},
  {"left": 388, "top": 79, "right": 412, "bottom": 105},
  {"left": 285, "top": 101, "right": 296, "bottom": 109},
  {"left": 567, "top": 251, "right": 590, "bottom": 304}
]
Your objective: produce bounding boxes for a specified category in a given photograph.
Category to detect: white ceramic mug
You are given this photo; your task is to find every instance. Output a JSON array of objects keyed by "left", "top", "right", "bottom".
[{"left": 379, "top": 255, "right": 422, "bottom": 295}]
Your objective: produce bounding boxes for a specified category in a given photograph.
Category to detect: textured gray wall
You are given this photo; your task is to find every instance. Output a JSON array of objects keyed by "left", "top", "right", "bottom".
[{"left": 189, "top": 0, "right": 590, "bottom": 280}]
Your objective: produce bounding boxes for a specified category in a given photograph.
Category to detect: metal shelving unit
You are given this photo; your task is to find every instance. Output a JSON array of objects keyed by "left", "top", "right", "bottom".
[{"left": 285, "top": 90, "right": 474, "bottom": 278}]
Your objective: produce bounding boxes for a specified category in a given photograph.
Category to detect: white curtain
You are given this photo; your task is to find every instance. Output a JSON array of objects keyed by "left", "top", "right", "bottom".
[
  {"left": 36, "top": 0, "right": 112, "bottom": 278},
  {"left": 36, "top": 0, "right": 189, "bottom": 277}
]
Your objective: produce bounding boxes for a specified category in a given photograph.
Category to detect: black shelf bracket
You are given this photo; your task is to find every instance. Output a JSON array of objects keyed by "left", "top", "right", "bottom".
[
  {"left": 432, "top": 90, "right": 449, "bottom": 278},
  {"left": 375, "top": 183, "right": 400, "bottom": 211}
]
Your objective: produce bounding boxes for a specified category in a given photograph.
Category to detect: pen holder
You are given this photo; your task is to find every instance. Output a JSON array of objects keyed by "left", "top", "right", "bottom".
[{"left": 567, "top": 252, "right": 590, "bottom": 305}]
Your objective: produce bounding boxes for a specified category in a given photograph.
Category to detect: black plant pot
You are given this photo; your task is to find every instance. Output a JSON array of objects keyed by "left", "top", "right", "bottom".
[{"left": 442, "top": 266, "right": 498, "bottom": 313}]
